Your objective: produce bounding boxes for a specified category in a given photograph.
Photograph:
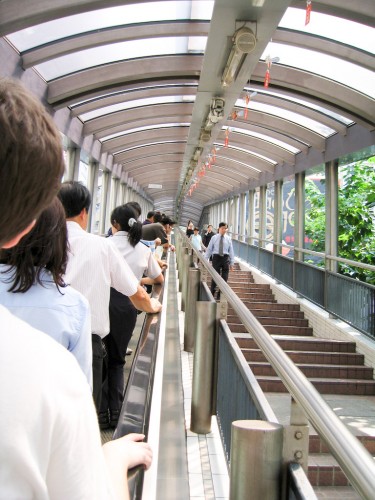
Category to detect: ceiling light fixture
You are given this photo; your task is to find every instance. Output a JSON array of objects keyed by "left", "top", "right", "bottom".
[{"left": 222, "top": 26, "right": 257, "bottom": 88}]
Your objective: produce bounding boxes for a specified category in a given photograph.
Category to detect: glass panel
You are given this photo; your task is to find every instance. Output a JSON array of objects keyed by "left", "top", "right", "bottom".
[
  {"left": 218, "top": 134, "right": 278, "bottom": 165},
  {"left": 253, "top": 187, "right": 260, "bottom": 245},
  {"left": 81, "top": 95, "right": 196, "bottom": 121},
  {"left": 338, "top": 156, "right": 375, "bottom": 284},
  {"left": 305, "top": 164, "right": 325, "bottom": 265},
  {"left": 243, "top": 86, "right": 353, "bottom": 125},
  {"left": 94, "top": 169, "right": 103, "bottom": 235},
  {"left": 261, "top": 42, "right": 375, "bottom": 99},
  {"left": 244, "top": 101, "right": 335, "bottom": 137},
  {"left": 266, "top": 181, "right": 274, "bottom": 246},
  {"left": 7, "top": 1, "right": 214, "bottom": 50},
  {"left": 101, "top": 123, "right": 191, "bottom": 141},
  {"left": 280, "top": 8, "right": 375, "bottom": 54},
  {"left": 282, "top": 174, "right": 295, "bottom": 258},
  {"left": 78, "top": 161, "right": 88, "bottom": 186},
  {"left": 35, "top": 37, "right": 206, "bottom": 80},
  {"left": 230, "top": 119, "right": 300, "bottom": 153}
]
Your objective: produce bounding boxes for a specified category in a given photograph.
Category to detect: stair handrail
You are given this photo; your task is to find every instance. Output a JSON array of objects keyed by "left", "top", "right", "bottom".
[
  {"left": 230, "top": 232, "right": 375, "bottom": 273},
  {"left": 178, "top": 228, "right": 375, "bottom": 499}
]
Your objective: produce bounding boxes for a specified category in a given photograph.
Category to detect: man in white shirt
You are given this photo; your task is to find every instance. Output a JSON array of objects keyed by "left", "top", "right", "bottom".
[
  {"left": 58, "top": 181, "right": 162, "bottom": 412},
  {"left": 205, "top": 222, "right": 235, "bottom": 298},
  {"left": 0, "top": 77, "right": 151, "bottom": 500}
]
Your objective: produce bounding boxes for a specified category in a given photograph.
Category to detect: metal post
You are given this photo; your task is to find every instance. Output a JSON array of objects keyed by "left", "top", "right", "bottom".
[
  {"left": 181, "top": 249, "right": 193, "bottom": 312},
  {"left": 230, "top": 420, "right": 283, "bottom": 500},
  {"left": 184, "top": 267, "right": 201, "bottom": 352},
  {"left": 178, "top": 244, "right": 187, "bottom": 293},
  {"left": 190, "top": 300, "right": 217, "bottom": 434}
]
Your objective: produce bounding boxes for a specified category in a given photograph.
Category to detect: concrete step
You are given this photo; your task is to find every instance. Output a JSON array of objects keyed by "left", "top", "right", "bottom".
[
  {"left": 264, "top": 324, "right": 314, "bottom": 336},
  {"left": 239, "top": 301, "right": 301, "bottom": 311},
  {"left": 227, "top": 314, "right": 309, "bottom": 327},
  {"left": 250, "top": 309, "right": 306, "bottom": 319},
  {"left": 230, "top": 283, "right": 271, "bottom": 291},
  {"left": 234, "top": 334, "right": 358, "bottom": 353},
  {"left": 313, "top": 486, "right": 361, "bottom": 499},
  {"left": 250, "top": 362, "right": 374, "bottom": 380},
  {"left": 308, "top": 454, "right": 351, "bottom": 487},
  {"left": 309, "top": 433, "right": 375, "bottom": 455},
  {"left": 242, "top": 348, "right": 365, "bottom": 366},
  {"left": 228, "top": 323, "right": 313, "bottom": 336},
  {"left": 234, "top": 292, "right": 276, "bottom": 301},
  {"left": 258, "top": 376, "right": 375, "bottom": 395}
]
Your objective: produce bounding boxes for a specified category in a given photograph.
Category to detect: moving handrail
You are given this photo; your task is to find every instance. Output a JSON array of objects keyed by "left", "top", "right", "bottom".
[
  {"left": 179, "top": 228, "right": 375, "bottom": 499},
  {"left": 113, "top": 279, "right": 165, "bottom": 499}
]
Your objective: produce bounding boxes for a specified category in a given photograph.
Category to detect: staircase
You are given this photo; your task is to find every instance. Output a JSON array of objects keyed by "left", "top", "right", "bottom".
[{"left": 218, "top": 264, "right": 375, "bottom": 497}]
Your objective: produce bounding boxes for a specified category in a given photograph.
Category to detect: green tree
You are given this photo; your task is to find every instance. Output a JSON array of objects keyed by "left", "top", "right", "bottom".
[{"left": 304, "top": 157, "right": 375, "bottom": 284}]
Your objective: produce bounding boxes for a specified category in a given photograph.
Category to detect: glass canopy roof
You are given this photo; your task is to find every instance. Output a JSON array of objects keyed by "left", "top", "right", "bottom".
[{"left": 1, "top": 0, "right": 373, "bottom": 223}]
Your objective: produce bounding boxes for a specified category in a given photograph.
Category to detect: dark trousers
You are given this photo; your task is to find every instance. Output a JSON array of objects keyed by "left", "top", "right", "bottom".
[
  {"left": 92, "top": 334, "right": 106, "bottom": 412},
  {"left": 100, "top": 288, "right": 137, "bottom": 414},
  {"left": 211, "top": 254, "right": 230, "bottom": 294}
]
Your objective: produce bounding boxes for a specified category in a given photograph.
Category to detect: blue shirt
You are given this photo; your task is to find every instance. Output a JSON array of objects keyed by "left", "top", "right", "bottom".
[
  {"left": 205, "top": 233, "right": 235, "bottom": 265},
  {"left": 0, "top": 265, "right": 92, "bottom": 387}
]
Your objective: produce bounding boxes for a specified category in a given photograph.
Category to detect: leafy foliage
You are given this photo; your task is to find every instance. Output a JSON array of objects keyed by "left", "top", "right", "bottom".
[{"left": 304, "top": 158, "right": 375, "bottom": 285}]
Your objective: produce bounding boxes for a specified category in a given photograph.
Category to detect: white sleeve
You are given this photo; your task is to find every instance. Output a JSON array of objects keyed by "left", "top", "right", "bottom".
[
  {"left": 107, "top": 240, "right": 139, "bottom": 296},
  {"left": 145, "top": 250, "right": 163, "bottom": 279},
  {"left": 46, "top": 363, "right": 115, "bottom": 500}
]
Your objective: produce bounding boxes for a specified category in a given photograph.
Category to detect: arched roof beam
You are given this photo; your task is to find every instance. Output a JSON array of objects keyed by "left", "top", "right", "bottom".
[
  {"left": 236, "top": 93, "right": 348, "bottom": 136},
  {"left": 48, "top": 54, "right": 204, "bottom": 105},
  {"left": 22, "top": 21, "right": 210, "bottom": 68},
  {"left": 212, "top": 157, "right": 261, "bottom": 180},
  {"left": 115, "top": 142, "right": 186, "bottom": 164},
  {"left": 224, "top": 109, "right": 326, "bottom": 151},
  {"left": 272, "top": 28, "right": 374, "bottom": 73},
  {"left": 248, "top": 82, "right": 372, "bottom": 131},
  {"left": 224, "top": 121, "right": 309, "bottom": 154},
  {"left": 121, "top": 154, "right": 184, "bottom": 172},
  {"left": 218, "top": 129, "right": 296, "bottom": 165},
  {"left": 289, "top": 0, "right": 375, "bottom": 28},
  {"left": 73, "top": 84, "right": 197, "bottom": 117},
  {"left": 252, "top": 63, "right": 375, "bottom": 126},
  {"left": 102, "top": 127, "right": 189, "bottom": 154},
  {"left": 0, "top": 0, "right": 167, "bottom": 36},
  {"left": 125, "top": 162, "right": 182, "bottom": 177},
  {"left": 95, "top": 115, "right": 193, "bottom": 141},
  {"left": 84, "top": 102, "right": 194, "bottom": 136},
  {"left": 212, "top": 148, "right": 274, "bottom": 175}
]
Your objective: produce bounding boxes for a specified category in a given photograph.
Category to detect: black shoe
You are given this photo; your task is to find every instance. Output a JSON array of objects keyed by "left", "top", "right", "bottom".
[
  {"left": 110, "top": 409, "right": 120, "bottom": 428},
  {"left": 98, "top": 411, "right": 110, "bottom": 430},
  {"left": 126, "top": 348, "right": 133, "bottom": 356}
]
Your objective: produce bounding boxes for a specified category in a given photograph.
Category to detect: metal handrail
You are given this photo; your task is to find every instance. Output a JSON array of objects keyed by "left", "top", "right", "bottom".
[
  {"left": 178, "top": 228, "right": 375, "bottom": 499},
  {"left": 113, "top": 279, "right": 165, "bottom": 499},
  {"left": 230, "top": 232, "right": 375, "bottom": 272}
]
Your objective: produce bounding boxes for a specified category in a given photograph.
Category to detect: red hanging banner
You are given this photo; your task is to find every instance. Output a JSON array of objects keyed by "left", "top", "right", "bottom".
[
  {"left": 305, "top": 0, "right": 312, "bottom": 26},
  {"left": 224, "top": 128, "right": 229, "bottom": 148},
  {"left": 264, "top": 68, "right": 270, "bottom": 88}
]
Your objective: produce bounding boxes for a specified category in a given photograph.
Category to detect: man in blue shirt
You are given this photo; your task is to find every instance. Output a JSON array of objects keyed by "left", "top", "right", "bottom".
[{"left": 205, "top": 222, "right": 235, "bottom": 297}]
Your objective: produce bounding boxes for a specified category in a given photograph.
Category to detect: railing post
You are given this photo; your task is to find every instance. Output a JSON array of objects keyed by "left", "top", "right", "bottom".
[
  {"left": 178, "top": 242, "right": 188, "bottom": 293},
  {"left": 181, "top": 249, "right": 193, "bottom": 312},
  {"left": 229, "top": 420, "right": 283, "bottom": 500},
  {"left": 184, "top": 267, "right": 201, "bottom": 352},
  {"left": 190, "top": 300, "right": 217, "bottom": 434}
]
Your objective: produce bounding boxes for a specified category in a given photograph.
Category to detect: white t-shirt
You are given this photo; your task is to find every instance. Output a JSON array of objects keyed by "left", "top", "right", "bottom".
[
  {"left": 111, "top": 231, "right": 162, "bottom": 282},
  {"left": 65, "top": 222, "right": 139, "bottom": 338},
  {"left": 0, "top": 305, "right": 114, "bottom": 499}
]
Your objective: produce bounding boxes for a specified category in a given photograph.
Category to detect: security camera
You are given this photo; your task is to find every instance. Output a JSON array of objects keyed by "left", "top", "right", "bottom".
[{"left": 209, "top": 97, "right": 225, "bottom": 122}]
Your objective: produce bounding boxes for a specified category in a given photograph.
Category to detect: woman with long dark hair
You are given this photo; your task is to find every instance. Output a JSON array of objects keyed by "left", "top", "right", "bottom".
[
  {"left": 0, "top": 197, "right": 92, "bottom": 386},
  {"left": 100, "top": 204, "right": 163, "bottom": 429}
]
